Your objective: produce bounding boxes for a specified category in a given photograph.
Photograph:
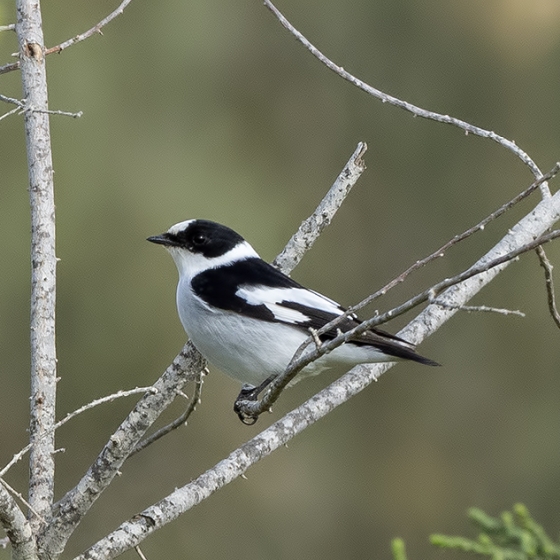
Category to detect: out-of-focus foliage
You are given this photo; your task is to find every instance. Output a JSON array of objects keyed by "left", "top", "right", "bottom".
[
  {"left": 392, "top": 504, "right": 560, "bottom": 559},
  {"left": 1, "top": 1, "right": 560, "bottom": 559}
]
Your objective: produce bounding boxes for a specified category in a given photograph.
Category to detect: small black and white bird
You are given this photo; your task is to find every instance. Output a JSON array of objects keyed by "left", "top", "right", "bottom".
[{"left": 148, "top": 219, "right": 439, "bottom": 420}]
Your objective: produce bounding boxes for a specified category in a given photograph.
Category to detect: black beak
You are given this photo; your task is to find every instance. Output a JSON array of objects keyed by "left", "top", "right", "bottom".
[{"left": 147, "top": 233, "right": 174, "bottom": 246}]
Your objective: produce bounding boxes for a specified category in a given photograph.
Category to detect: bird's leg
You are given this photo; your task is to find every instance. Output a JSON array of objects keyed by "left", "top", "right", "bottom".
[{"left": 233, "top": 374, "right": 276, "bottom": 424}]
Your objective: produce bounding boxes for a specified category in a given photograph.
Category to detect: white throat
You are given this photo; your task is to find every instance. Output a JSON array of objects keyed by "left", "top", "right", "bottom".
[{"left": 167, "top": 240, "right": 259, "bottom": 280}]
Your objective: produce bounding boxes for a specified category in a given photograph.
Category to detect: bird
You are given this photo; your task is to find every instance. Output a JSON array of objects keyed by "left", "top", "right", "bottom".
[{"left": 148, "top": 219, "right": 439, "bottom": 422}]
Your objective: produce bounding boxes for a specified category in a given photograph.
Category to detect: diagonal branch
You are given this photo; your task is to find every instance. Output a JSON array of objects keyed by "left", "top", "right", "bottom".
[
  {"left": 272, "top": 141, "right": 367, "bottom": 274},
  {"left": 0, "top": 484, "right": 36, "bottom": 560},
  {"left": 237, "top": 227, "right": 560, "bottom": 421},
  {"left": 263, "top": 0, "right": 549, "bottom": 195},
  {"left": 131, "top": 369, "right": 206, "bottom": 456},
  {"left": 38, "top": 142, "right": 365, "bottom": 559},
  {"left": 38, "top": 343, "right": 206, "bottom": 560},
  {"left": 234, "top": 163, "right": 560, "bottom": 420},
  {"left": 0, "top": 386, "right": 157, "bottom": 479},
  {"left": 76, "top": 170, "right": 560, "bottom": 560},
  {"left": 304, "top": 162, "right": 559, "bottom": 336}
]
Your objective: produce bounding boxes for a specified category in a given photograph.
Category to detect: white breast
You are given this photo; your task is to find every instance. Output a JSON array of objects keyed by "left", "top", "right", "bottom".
[{"left": 177, "top": 277, "right": 312, "bottom": 385}]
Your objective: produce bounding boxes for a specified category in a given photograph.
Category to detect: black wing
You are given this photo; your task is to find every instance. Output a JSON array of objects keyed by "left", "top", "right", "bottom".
[{"left": 191, "top": 258, "right": 439, "bottom": 366}]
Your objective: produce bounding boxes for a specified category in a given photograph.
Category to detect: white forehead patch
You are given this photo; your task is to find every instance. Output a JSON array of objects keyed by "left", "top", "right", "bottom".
[{"left": 167, "top": 219, "right": 196, "bottom": 236}]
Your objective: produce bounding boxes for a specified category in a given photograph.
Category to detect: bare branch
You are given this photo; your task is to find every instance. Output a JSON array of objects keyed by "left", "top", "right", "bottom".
[
  {"left": 16, "top": 0, "right": 58, "bottom": 534},
  {"left": 0, "top": 24, "right": 16, "bottom": 32},
  {"left": 236, "top": 224, "right": 560, "bottom": 422},
  {"left": 334, "top": 163, "right": 560, "bottom": 320},
  {"left": 0, "top": 61, "right": 22, "bottom": 75},
  {"left": 0, "top": 387, "right": 157, "bottom": 479},
  {"left": 263, "top": 0, "right": 549, "bottom": 195},
  {"left": 131, "top": 369, "right": 206, "bottom": 456},
  {"left": 427, "top": 300, "right": 525, "bottom": 317},
  {"left": 74, "top": 372, "right": 390, "bottom": 560},
  {"left": 30, "top": 106, "right": 82, "bottom": 118},
  {"left": 0, "top": 94, "right": 24, "bottom": 105},
  {"left": 39, "top": 343, "right": 207, "bottom": 560},
  {"left": 44, "top": 0, "right": 134, "bottom": 56},
  {"left": 134, "top": 546, "right": 149, "bottom": 560},
  {"left": 0, "top": 62, "right": 20, "bottom": 74},
  {"left": 0, "top": 478, "right": 44, "bottom": 523},
  {"left": 231, "top": 163, "right": 560, "bottom": 421},
  {"left": 294, "top": 162, "right": 559, "bottom": 341},
  {"left": 0, "top": 106, "right": 21, "bottom": 122},
  {"left": 0, "top": 483, "right": 36, "bottom": 560},
  {"left": 0, "top": 94, "right": 82, "bottom": 119},
  {"left": 1, "top": 0, "right": 136, "bottom": 75},
  {"left": 272, "top": 141, "right": 367, "bottom": 274},
  {"left": 536, "top": 246, "right": 560, "bottom": 329},
  {"left": 76, "top": 174, "right": 560, "bottom": 559}
]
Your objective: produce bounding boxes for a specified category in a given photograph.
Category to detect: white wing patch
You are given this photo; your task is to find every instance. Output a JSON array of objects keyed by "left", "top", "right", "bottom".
[{"left": 237, "top": 285, "right": 344, "bottom": 324}]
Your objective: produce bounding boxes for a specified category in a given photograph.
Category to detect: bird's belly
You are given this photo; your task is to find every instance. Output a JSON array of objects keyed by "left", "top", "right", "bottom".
[
  {"left": 177, "top": 289, "right": 310, "bottom": 385},
  {"left": 186, "top": 312, "right": 310, "bottom": 386}
]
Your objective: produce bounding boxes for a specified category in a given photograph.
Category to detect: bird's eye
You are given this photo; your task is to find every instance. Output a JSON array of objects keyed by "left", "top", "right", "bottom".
[{"left": 192, "top": 233, "right": 206, "bottom": 246}]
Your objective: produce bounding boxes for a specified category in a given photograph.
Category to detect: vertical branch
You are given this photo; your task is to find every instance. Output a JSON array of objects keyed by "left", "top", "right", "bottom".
[{"left": 16, "top": 0, "right": 57, "bottom": 534}]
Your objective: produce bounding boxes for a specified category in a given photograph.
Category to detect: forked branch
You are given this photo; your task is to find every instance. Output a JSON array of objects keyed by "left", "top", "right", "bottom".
[{"left": 0, "top": 0, "right": 136, "bottom": 75}]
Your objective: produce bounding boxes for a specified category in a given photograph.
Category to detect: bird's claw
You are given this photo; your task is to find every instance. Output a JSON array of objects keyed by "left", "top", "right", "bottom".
[{"left": 234, "top": 384, "right": 260, "bottom": 424}]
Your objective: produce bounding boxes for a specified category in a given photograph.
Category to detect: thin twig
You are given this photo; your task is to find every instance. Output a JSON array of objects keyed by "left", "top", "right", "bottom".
[
  {"left": 272, "top": 163, "right": 559, "bottom": 373},
  {"left": 0, "top": 94, "right": 24, "bottom": 105},
  {"left": 32, "top": 107, "right": 83, "bottom": 118},
  {"left": 344, "top": 163, "right": 560, "bottom": 316},
  {"left": 428, "top": 299, "right": 525, "bottom": 317},
  {"left": 45, "top": 0, "right": 134, "bottom": 55},
  {"left": 236, "top": 228, "right": 560, "bottom": 421},
  {"left": 272, "top": 141, "right": 367, "bottom": 274},
  {"left": 536, "top": 246, "right": 560, "bottom": 329},
  {"left": 0, "top": 386, "right": 156, "bottom": 478},
  {"left": 0, "top": 62, "right": 19, "bottom": 74},
  {"left": 40, "top": 343, "right": 207, "bottom": 560},
  {"left": 0, "top": 106, "right": 21, "bottom": 121},
  {"left": 0, "top": 484, "right": 36, "bottom": 558},
  {"left": 263, "top": 0, "right": 549, "bottom": 196},
  {"left": 131, "top": 369, "right": 206, "bottom": 456},
  {"left": 0, "top": 94, "right": 82, "bottom": 118},
  {"left": 134, "top": 546, "right": 148, "bottom": 560},
  {"left": 0, "top": 24, "right": 16, "bottom": 32},
  {"left": 0, "top": 478, "right": 44, "bottom": 523},
  {"left": 0, "top": 0, "right": 135, "bottom": 75}
]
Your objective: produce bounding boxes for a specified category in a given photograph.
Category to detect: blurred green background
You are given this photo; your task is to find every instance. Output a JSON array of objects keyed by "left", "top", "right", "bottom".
[{"left": 1, "top": 0, "right": 560, "bottom": 558}]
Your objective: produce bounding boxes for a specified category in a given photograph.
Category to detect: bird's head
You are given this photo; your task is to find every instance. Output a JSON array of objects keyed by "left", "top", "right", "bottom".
[{"left": 148, "top": 219, "right": 258, "bottom": 279}]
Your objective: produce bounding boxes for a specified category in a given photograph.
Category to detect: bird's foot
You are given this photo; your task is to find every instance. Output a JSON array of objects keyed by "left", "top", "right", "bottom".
[
  {"left": 233, "top": 375, "right": 276, "bottom": 425},
  {"left": 234, "top": 384, "right": 261, "bottom": 425}
]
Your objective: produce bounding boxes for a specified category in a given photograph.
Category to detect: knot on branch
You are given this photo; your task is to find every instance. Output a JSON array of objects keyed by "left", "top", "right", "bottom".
[{"left": 23, "top": 42, "right": 44, "bottom": 62}]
